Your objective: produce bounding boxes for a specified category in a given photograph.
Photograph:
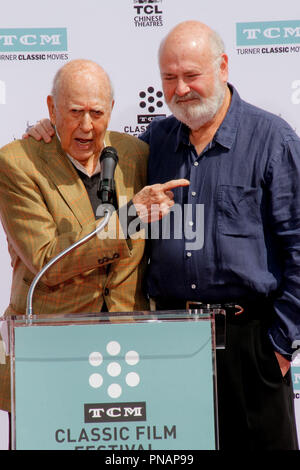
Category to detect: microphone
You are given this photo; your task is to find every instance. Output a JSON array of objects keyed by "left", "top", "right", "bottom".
[{"left": 97, "top": 146, "right": 119, "bottom": 205}]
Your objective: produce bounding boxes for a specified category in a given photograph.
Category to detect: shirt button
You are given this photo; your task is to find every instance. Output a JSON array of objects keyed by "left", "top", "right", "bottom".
[
  {"left": 194, "top": 161, "right": 199, "bottom": 167},
  {"left": 191, "top": 191, "right": 196, "bottom": 196},
  {"left": 191, "top": 284, "right": 197, "bottom": 289},
  {"left": 188, "top": 221, "right": 194, "bottom": 226},
  {"left": 104, "top": 288, "right": 109, "bottom": 296},
  {"left": 186, "top": 252, "right": 192, "bottom": 258}
]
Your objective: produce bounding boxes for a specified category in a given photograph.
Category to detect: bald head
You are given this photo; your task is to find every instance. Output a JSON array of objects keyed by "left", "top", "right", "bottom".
[
  {"left": 159, "top": 21, "right": 225, "bottom": 65},
  {"left": 51, "top": 59, "right": 114, "bottom": 106}
]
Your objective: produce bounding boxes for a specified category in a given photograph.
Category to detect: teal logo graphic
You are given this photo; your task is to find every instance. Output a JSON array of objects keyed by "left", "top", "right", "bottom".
[
  {"left": 236, "top": 20, "right": 300, "bottom": 46},
  {"left": 88, "top": 341, "right": 141, "bottom": 399},
  {"left": 14, "top": 320, "right": 215, "bottom": 449},
  {"left": 293, "top": 368, "right": 300, "bottom": 390},
  {"left": 292, "top": 342, "right": 300, "bottom": 393},
  {"left": 0, "top": 28, "right": 67, "bottom": 51}
]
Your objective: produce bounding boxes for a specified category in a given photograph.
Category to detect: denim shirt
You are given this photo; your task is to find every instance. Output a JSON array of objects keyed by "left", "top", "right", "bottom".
[{"left": 139, "top": 84, "right": 300, "bottom": 359}]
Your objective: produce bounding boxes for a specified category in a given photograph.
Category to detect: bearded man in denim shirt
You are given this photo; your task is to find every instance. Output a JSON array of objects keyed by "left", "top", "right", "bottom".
[{"left": 139, "top": 21, "right": 300, "bottom": 450}]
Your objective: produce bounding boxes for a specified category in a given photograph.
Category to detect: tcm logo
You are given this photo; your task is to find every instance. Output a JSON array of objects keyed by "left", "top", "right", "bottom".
[
  {"left": 84, "top": 402, "right": 146, "bottom": 423},
  {"left": 124, "top": 86, "right": 167, "bottom": 135},
  {"left": 0, "top": 28, "right": 67, "bottom": 51},
  {"left": 0, "top": 80, "right": 5, "bottom": 104},
  {"left": 138, "top": 86, "right": 166, "bottom": 124},
  {"left": 236, "top": 20, "right": 300, "bottom": 46}
]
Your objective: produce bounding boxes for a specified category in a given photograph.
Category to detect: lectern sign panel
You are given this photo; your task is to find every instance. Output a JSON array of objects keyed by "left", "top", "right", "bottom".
[{"left": 14, "top": 320, "right": 215, "bottom": 449}]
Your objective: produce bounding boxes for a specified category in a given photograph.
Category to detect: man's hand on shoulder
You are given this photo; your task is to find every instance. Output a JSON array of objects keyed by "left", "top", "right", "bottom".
[{"left": 23, "top": 119, "right": 54, "bottom": 143}]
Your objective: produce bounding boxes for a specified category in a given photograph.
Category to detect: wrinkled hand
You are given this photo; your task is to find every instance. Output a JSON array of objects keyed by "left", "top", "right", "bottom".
[
  {"left": 275, "top": 351, "right": 290, "bottom": 377},
  {"left": 22, "top": 118, "right": 54, "bottom": 143},
  {"left": 132, "top": 179, "right": 190, "bottom": 223}
]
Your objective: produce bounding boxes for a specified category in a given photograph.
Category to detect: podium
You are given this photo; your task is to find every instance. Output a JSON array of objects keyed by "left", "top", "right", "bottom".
[{"left": 7, "top": 308, "right": 225, "bottom": 450}]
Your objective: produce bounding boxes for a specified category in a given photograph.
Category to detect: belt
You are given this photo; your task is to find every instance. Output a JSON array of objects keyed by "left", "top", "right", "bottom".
[
  {"left": 153, "top": 296, "right": 274, "bottom": 320},
  {"left": 185, "top": 301, "right": 243, "bottom": 316}
]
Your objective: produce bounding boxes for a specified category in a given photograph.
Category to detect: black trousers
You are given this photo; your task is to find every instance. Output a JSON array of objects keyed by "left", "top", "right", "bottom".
[{"left": 155, "top": 297, "right": 299, "bottom": 451}]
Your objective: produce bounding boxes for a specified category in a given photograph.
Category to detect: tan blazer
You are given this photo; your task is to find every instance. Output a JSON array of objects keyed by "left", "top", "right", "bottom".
[{"left": 0, "top": 131, "right": 149, "bottom": 411}]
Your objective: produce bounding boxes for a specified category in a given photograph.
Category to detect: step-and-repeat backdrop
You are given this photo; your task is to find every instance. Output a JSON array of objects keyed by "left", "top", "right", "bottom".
[{"left": 0, "top": 0, "right": 300, "bottom": 449}]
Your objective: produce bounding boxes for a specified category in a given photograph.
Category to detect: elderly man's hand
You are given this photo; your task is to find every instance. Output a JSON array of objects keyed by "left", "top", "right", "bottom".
[
  {"left": 133, "top": 179, "right": 190, "bottom": 223},
  {"left": 23, "top": 118, "right": 54, "bottom": 143}
]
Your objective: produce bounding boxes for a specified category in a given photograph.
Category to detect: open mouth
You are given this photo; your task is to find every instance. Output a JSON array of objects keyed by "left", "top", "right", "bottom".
[{"left": 75, "top": 138, "right": 93, "bottom": 144}]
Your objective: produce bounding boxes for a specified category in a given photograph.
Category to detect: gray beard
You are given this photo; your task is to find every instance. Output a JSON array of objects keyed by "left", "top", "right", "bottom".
[{"left": 167, "top": 79, "right": 226, "bottom": 130}]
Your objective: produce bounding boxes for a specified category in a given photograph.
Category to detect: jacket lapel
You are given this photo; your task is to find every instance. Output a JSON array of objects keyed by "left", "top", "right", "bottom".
[{"left": 39, "top": 136, "right": 95, "bottom": 227}]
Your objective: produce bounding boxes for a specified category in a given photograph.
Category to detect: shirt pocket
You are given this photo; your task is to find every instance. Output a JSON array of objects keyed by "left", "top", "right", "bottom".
[{"left": 217, "top": 185, "right": 263, "bottom": 238}]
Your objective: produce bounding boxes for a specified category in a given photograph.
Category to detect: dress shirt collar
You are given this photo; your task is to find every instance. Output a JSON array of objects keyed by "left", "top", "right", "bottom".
[
  {"left": 174, "top": 83, "right": 242, "bottom": 152},
  {"left": 67, "top": 153, "right": 101, "bottom": 177}
]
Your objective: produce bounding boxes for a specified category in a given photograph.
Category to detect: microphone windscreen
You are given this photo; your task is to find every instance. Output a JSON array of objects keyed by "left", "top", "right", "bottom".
[
  {"left": 100, "top": 147, "right": 118, "bottom": 180},
  {"left": 100, "top": 146, "right": 118, "bottom": 163}
]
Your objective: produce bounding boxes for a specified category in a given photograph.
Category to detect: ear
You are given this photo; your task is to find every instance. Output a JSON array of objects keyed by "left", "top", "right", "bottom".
[
  {"left": 219, "top": 53, "right": 229, "bottom": 82},
  {"left": 47, "top": 95, "right": 56, "bottom": 125}
]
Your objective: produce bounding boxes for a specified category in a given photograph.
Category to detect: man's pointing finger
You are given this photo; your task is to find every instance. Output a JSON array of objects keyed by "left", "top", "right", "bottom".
[{"left": 162, "top": 179, "right": 190, "bottom": 192}]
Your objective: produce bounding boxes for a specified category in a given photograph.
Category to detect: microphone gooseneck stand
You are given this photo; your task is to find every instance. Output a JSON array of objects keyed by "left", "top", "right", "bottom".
[{"left": 26, "top": 207, "right": 112, "bottom": 323}]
